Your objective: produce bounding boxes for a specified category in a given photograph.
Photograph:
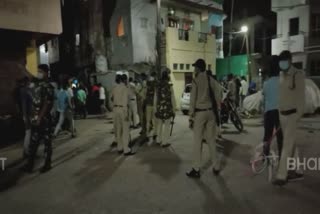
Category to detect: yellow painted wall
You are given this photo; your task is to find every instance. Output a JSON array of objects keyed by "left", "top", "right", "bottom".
[
  {"left": 26, "top": 40, "right": 38, "bottom": 76},
  {"left": 165, "top": 27, "right": 216, "bottom": 109}
]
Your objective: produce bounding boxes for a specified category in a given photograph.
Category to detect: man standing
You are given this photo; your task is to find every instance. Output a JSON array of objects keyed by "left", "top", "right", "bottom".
[
  {"left": 99, "top": 83, "right": 107, "bottom": 115},
  {"left": 66, "top": 79, "right": 76, "bottom": 137},
  {"left": 111, "top": 74, "right": 135, "bottom": 156},
  {"left": 128, "top": 77, "right": 139, "bottom": 128},
  {"left": 145, "top": 72, "right": 157, "bottom": 141},
  {"left": 240, "top": 76, "right": 249, "bottom": 108},
  {"left": 136, "top": 73, "right": 147, "bottom": 137},
  {"left": 154, "top": 71, "right": 176, "bottom": 147},
  {"left": 22, "top": 64, "right": 54, "bottom": 173},
  {"left": 227, "top": 73, "right": 237, "bottom": 106},
  {"left": 186, "top": 59, "right": 221, "bottom": 178},
  {"left": 273, "top": 51, "right": 305, "bottom": 186}
]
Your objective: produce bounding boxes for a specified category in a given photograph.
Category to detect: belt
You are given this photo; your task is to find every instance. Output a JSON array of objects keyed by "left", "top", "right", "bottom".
[
  {"left": 280, "top": 109, "right": 297, "bottom": 116},
  {"left": 195, "top": 108, "right": 212, "bottom": 112},
  {"left": 114, "top": 105, "right": 124, "bottom": 108}
]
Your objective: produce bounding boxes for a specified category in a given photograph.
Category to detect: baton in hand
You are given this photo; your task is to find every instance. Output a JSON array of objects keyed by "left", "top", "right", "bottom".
[{"left": 170, "top": 115, "right": 175, "bottom": 136}]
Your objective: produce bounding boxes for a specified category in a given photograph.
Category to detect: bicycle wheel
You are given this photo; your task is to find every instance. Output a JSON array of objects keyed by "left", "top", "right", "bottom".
[
  {"left": 251, "top": 145, "right": 267, "bottom": 174},
  {"left": 230, "top": 111, "right": 244, "bottom": 132}
]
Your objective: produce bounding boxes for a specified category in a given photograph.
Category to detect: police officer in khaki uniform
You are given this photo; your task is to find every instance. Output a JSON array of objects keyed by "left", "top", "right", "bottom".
[
  {"left": 111, "top": 74, "right": 135, "bottom": 156},
  {"left": 186, "top": 59, "right": 221, "bottom": 178},
  {"left": 273, "top": 51, "right": 305, "bottom": 186},
  {"left": 145, "top": 71, "right": 158, "bottom": 141}
]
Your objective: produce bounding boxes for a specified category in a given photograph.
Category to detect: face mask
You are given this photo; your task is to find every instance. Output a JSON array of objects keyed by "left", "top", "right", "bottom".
[
  {"left": 279, "top": 61, "right": 290, "bottom": 71},
  {"left": 37, "top": 72, "right": 44, "bottom": 79}
]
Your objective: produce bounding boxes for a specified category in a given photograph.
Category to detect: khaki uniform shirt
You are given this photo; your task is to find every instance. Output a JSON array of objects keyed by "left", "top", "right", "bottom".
[
  {"left": 189, "top": 72, "right": 222, "bottom": 118},
  {"left": 111, "top": 83, "right": 130, "bottom": 108},
  {"left": 279, "top": 66, "right": 305, "bottom": 117}
]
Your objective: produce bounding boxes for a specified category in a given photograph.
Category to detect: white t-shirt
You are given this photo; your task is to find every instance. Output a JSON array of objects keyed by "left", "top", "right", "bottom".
[
  {"left": 240, "top": 80, "right": 249, "bottom": 96},
  {"left": 67, "top": 87, "right": 74, "bottom": 98},
  {"left": 99, "top": 86, "right": 106, "bottom": 100}
]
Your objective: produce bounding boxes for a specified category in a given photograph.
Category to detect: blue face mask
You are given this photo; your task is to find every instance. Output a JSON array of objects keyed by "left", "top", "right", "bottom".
[{"left": 279, "top": 60, "right": 290, "bottom": 71}]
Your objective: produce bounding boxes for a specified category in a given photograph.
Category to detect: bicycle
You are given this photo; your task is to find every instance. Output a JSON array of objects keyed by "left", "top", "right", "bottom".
[{"left": 250, "top": 128, "right": 280, "bottom": 182}]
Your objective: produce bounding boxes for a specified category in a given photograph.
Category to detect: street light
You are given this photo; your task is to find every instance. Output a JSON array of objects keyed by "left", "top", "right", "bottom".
[{"left": 241, "top": 25, "right": 248, "bottom": 33}]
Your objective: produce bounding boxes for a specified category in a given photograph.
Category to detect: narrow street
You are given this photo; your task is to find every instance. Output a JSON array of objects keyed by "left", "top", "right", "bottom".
[{"left": 0, "top": 114, "right": 319, "bottom": 214}]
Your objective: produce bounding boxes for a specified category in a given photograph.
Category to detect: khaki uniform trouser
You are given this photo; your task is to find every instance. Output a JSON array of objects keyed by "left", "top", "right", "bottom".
[
  {"left": 156, "top": 118, "right": 171, "bottom": 145},
  {"left": 113, "top": 107, "right": 130, "bottom": 153},
  {"left": 192, "top": 110, "right": 220, "bottom": 171},
  {"left": 129, "top": 99, "right": 139, "bottom": 127},
  {"left": 276, "top": 113, "right": 301, "bottom": 180},
  {"left": 146, "top": 105, "right": 157, "bottom": 137}
]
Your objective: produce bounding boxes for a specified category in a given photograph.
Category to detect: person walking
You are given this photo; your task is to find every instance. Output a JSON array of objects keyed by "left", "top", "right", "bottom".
[
  {"left": 22, "top": 64, "right": 54, "bottom": 173},
  {"left": 262, "top": 55, "right": 283, "bottom": 157},
  {"left": 128, "top": 77, "right": 139, "bottom": 128},
  {"left": 66, "top": 79, "right": 76, "bottom": 137},
  {"left": 136, "top": 73, "right": 147, "bottom": 137},
  {"left": 273, "top": 50, "right": 305, "bottom": 186},
  {"left": 227, "top": 73, "right": 237, "bottom": 106},
  {"left": 111, "top": 74, "right": 135, "bottom": 156},
  {"left": 186, "top": 59, "right": 221, "bottom": 178},
  {"left": 77, "top": 85, "right": 87, "bottom": 119},
  {"left": 53, "top": 82, "right": 71, "bottom": 137},
  {"left": 145, "top": 71, "right": 157, "bottom": 141},
  {"left": 240, "top": 76, "right": 249, "bottom": 109},
  {"left": 154, "top": 71, "right": 176, "bottom": 147},
  {"left": 99, "top": 83, "right": 107, "bottom": 115}
]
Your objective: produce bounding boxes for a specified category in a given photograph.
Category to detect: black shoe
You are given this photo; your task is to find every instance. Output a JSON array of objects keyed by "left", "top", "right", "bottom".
[
  {"left": 272, "top": 179, "right": 288, "bottom": 186},
  {"left": 111, "top": 142, "right": 117, "bottom": 148},
  {"left": 213, "top": 168, "right": 220, "bottom": 176},
  {"left": 118, "top": 150, "right": 124, "bottom": 154},
  {"left": 161, "top": 144, "right": 171, "bottom": 148},
  {"left": 39, "top": 165, "right": 52, "bottom": 173},
  {"left": 287, "top": 172, "right": 304, "bottom": 182},
  {"left": 124, "top": 151, "right": 136, "bottom": 156},
  {"left": 186, "top": 168, "right": 200, "bottom": 178}
]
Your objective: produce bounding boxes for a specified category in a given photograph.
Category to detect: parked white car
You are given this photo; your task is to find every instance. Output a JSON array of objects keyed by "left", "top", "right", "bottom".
[{"left": 180, "top": 84, "right": 192, "bottom": 115}]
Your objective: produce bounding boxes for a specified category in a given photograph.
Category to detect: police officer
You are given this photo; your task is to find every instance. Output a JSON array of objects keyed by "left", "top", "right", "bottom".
[
  {"left": 111, "top": 74, "right": 135, "bottom": 156},
  {"left": 186, "top": 59, "right": 221, "bottom": 178},
  {"left": 145, "top": 71, "right": 158, "bottom": 141},
  {"left": 273, "top": 51, "right": 305, "bottom": 186},
  {"left": 22, "top": 64, "right": 54, "bottom": 173},
  {"left": 128, "top": 77, "right": 139, "bottom": 128}
]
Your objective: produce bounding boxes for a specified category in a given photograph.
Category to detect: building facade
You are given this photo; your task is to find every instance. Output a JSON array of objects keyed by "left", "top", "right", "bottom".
[
  {"left": 110, "top": 0, "right": 224, "bottom": 108},
  {"left": 272, "top": 0, "right": 320, "bottom": 78}
]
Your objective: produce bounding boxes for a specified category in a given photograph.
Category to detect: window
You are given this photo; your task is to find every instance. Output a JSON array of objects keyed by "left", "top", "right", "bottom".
[
  {"left": 310, "top": 60, "right": 320, "bottom": 76},
  {"left": 186, "top": 64, "right": 190, "bottom": 70},
  {"left": 198, "top": 33, "right": 207, "bottom": 43},
  {"left": 178, "top": 29, "right": 189, "bottom": 41},
  {"left": 117, "top": 16, "right": 125, "bottom": 37},
  {"left": 180, "top": 64, "right": 184, "bottom": 70},
  {"left": 140, "top": 18, "right": 148, "bottom": 29},
  {"left": 311, "top": 14, "right": 320, "bottom": 38},
  {"left": 293, "top": 62, "right": 303, "bottom": 69},
  {"left": 173, "top": 63, "right": 178, "bottom": 70},
  {"left": 184, "top": 85, "right": 192, "bottom": 93},
  {"left": 289, "top": 17, "right": 299, "bottom": 36}
]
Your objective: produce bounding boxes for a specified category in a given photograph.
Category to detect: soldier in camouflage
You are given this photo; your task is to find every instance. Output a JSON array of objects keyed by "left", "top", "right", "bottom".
[
  {"left": 22, "top": 64, "right": 54, "bottom": 173},
  {"left": 154, "top": 70, "right": 176, "bottom": 147}
]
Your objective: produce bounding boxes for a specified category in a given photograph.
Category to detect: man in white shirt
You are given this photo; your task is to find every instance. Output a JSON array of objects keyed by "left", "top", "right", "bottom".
[
  {"left": 240, "top": 76, "right": 248, "bottom": 109},
  {"left": 98, "top": 83, "right": 107, "bottom": 115},
  {"left": 66, "top": 80, "right": 76, "bottom": 137},
  {"left": 273, "top": 50, "right": 305, "bottom": 186}
]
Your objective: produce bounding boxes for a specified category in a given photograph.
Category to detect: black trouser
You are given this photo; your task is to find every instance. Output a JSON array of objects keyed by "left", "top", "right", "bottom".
[
  {"left": 28, "top": 119, "right": 52, "bottom": 168},
  {"left": 78, "top": 103, "right": 87, "bottom": 119},
  {"left": 263, "top": 109, "right": 283, "bottom": 157}
]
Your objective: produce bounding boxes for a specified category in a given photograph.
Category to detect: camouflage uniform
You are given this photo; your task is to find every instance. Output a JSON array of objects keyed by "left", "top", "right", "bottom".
[{"left": 26, "top": 80, "right": 54, "bottom": 171}]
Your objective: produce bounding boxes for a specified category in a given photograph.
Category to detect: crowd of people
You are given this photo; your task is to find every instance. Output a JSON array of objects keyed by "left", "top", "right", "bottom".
[{"left": 14, "top": 50, "right": 306, "bottom": 187}]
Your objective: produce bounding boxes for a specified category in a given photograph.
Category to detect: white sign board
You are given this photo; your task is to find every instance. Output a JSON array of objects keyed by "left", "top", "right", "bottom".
[{"left": 0, "top": 0, "right": 62, "bottom": 34}]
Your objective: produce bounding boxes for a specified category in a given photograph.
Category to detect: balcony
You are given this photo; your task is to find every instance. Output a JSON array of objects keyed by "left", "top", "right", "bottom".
[{"left": 272, "top": 33, "right": 305, "bottom": 55}]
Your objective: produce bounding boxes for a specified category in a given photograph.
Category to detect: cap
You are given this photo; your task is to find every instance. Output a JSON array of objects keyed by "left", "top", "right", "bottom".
[{"left": 192, "top": 59, "right": 206, "bottom": 71}]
